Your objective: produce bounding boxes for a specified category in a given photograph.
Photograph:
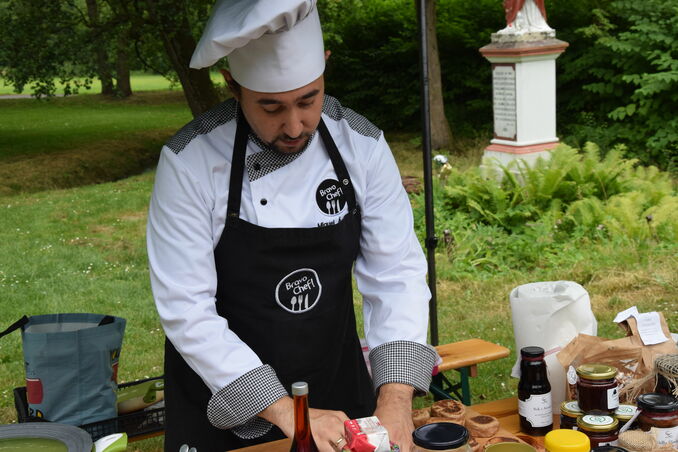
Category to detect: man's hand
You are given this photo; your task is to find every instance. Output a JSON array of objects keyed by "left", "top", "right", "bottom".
[
  {"left": 374, "top": 383, "right": 416, "bottom": 452},
  {"left": 259, "top": 397, "right": 349, "bottom": 452}
]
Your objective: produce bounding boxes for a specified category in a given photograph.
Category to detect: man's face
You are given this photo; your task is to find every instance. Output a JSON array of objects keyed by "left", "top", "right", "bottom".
[{"left": 233, "top": 75, "right": 325, "bottom": 154}]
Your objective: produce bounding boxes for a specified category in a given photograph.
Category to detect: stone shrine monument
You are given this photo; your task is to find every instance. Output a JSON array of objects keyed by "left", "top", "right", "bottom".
[{"left": 480, "top": 0, "right": 568, "bottom": 167}]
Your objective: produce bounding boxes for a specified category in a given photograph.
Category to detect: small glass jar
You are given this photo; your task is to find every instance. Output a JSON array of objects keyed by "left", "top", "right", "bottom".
[
  {"left": 576, "top": 364, "right": 619, "bottom": 414},
  {"left": 412, "top": 423, "right": 472, "bottom": 452},
  {"left": 590, "top": 447, "right": 629, "bottom": 452},
  {"left": 614, "top": 404, "right": 637, "bottom": 431},
  {"left": 636, "top": 392, "right": 678, "bottom": 448},
  {"left": 560, "top": 401, "right": 583, "bottom": 430},
  {"left": 576, "top": 414, "right": 619, "bottom": 448},
  {"left": 544, "top": 429, "right": 590, "bottom": 452}
]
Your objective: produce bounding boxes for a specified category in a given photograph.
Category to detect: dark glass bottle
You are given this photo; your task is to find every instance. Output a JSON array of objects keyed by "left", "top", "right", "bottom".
[
  {"left": 518, "top": 346, "right": 553, "bottom": 436},
  {"left": 290, "top": 382, "right": 319, "bottom": 452}
]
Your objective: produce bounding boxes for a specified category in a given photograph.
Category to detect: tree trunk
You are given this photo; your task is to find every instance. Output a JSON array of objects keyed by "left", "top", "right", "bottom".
[
  {"left": 418, "top": 0, "right": 452, "bottom": 150},
  {"left": 115, "top": 29, "right": 133, "bottom": 97},
  {"left": 85, "top": 0, "right": 115, "bottom": 96},
  {"left": 145, "top": 0, "right": 220, "bottom": 117}
]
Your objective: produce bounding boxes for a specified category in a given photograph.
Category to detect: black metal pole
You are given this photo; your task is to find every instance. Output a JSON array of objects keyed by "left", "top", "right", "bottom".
[{"left": 417, "top": 0, "right": 439, "bottom": 346}]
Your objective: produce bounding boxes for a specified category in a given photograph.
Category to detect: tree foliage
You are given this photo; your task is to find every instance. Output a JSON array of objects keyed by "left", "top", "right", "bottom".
[{"left": 563, "top": 0, "right": 678, "bottom": 169}]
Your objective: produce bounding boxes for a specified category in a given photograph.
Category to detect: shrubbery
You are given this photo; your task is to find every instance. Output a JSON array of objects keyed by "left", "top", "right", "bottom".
[{"left": 412, "top": 144, "right": 677, "bottom": 278}]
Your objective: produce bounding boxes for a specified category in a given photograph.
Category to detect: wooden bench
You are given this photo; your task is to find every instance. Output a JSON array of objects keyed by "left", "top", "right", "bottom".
[{"left": 430, "top": 339, "right": 510, "bottom": 405}]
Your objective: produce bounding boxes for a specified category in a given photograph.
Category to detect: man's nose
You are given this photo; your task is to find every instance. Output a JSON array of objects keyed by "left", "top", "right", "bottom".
[{"left": 282, "top": 109, "right": 304, "bottom": 138}]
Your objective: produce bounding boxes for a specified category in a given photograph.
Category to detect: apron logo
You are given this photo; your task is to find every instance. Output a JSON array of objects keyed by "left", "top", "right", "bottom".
[
  {"left": 316, "top": 179, "right": 346, "bottom": 216},
  {"left": 275, "top": 268, "right": 322, "bottom": 314}
]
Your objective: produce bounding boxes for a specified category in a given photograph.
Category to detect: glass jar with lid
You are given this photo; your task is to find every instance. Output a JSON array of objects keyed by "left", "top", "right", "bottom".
[
  {"left": 412, "top": 422, "right": 471, "bottom": 452},
  {"left": 560, "top": 401, "right": 583, "bottom": 430},
  {"left": 576, "top": 414, "right": 619, "bottom": 448},
  {"left": 636, "top": 392, "right": 678, "bottom": 448},
  {"left": 576, "top": 364, "right": 619, "bottom": 414},
  {"left": 544, "top": 429, "right": 590, "bottom": 452},
  {"left": 613, "top": 404, "right": 637, "bottom": 431}
]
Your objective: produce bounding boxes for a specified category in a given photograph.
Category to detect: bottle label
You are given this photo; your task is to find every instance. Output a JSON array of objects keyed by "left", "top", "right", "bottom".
[
  {"left": 651, "top": 426, "right": 678, "bottom": 446},
  {"left": 519, "top": 393, "right": 552, "bottom": 428},
  {"left": 607, "top": 386, "right": 619, "bottom": 409}
]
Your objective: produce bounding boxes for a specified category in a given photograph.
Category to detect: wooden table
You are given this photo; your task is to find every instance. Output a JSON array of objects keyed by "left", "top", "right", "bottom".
[{"left": 233, "top": 397, "right": 560, "bottom": 451}]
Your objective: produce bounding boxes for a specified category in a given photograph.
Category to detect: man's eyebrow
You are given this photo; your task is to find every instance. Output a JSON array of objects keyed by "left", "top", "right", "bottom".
[{"left": 256, "top": 89, "right": 320, "bottom": 105}]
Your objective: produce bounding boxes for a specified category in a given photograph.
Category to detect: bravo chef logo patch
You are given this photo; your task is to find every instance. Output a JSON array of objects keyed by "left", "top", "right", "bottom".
[
  {"left": 316, "top": 179, "right": 346, "bottom": 216},
  {"left": 275, "top": 268, "right": 322, "bottom": 314}
]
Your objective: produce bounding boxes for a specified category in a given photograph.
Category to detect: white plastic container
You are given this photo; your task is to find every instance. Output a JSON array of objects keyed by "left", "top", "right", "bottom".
[{"left": 509, "top": 281, "right": 597, "bottom": 413}]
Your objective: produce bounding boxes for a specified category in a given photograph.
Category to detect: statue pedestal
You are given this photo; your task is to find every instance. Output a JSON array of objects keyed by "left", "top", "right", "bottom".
[{"left": 479, "top": 38, "right": 568, "bottom": 170}]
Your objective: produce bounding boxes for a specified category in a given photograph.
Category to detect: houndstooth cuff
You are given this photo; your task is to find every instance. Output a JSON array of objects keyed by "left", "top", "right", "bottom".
[
  {"left": 369, "top": 340, "right": 438, "bottom": 396},
  {"left": 207, "top": 364, "right": 288, "bottom": 439}
]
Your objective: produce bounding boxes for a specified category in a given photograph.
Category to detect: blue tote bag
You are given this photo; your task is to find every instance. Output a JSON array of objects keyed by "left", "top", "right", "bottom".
[{"left": 1, "top": 313, "right": 126, "bottom": 425}]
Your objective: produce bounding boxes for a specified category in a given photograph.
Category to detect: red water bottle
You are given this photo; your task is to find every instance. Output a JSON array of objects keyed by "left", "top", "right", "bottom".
[{"left": 290, "top": 382, "right": 319, "bottom": 452}]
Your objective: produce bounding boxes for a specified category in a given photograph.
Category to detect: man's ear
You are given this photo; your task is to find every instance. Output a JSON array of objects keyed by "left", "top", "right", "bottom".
[
  {"left": 220, "top": 69, "right": 240, "bottom": 101},
  {"left": 324, "top": 50, "right": 331, "bottom": 61}
]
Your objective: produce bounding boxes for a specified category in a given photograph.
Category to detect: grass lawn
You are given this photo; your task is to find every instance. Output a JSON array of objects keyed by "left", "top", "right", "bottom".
[
  {"left": 0, "top": 72, "right": 226, "bottom": 96},
  {"left": 0, "top": 91, "right": 676, "bottom": 452}
]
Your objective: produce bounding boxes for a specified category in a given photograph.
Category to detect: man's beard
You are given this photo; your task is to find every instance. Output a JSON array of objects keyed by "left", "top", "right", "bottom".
[{"left": 268, "top": 132, "right": 313, "bottom": 154}]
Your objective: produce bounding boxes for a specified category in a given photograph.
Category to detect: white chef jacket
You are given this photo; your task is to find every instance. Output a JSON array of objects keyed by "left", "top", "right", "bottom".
[{"left": 147, "top": 95, "right": 433, "bottom": 422}]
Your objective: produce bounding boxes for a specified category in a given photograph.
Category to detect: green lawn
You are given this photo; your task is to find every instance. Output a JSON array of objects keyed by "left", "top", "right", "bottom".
[{"left": 0, "top": 72, "right": 225, "bottom": 96}]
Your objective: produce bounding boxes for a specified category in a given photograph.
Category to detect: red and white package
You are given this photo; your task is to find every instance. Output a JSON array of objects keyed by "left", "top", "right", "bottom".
[{"left": 344, "top": 416, "right": 391, "bottom": 452}]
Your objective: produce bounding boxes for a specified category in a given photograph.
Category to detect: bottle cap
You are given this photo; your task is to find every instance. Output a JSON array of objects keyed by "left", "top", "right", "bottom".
[
  {"left": 291, "top": 381, "right": 309, "bottom": 396},
  {"left": 412, "top": 422, "right": 468, "bottom": 450},
  {"left": 520, "top": 346, "right": 545, "bottom": 358},
  {"left": 544, "top": 429, "right": 590, "bottom": 452},
  {"left": 575, "top": 363, "right": 617, "bottom": 380},
  {"left": 577, "top": 414, "right": 618, "bottom": 432}
]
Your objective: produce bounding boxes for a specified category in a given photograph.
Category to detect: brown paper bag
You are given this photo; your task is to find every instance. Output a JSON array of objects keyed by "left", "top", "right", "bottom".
[{"left": 556, "top": 312, "right": 678, "bottom": 403}]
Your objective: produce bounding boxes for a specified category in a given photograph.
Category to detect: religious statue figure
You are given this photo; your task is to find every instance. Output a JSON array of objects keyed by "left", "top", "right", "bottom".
[{"left": 497, "top": 0, "right": 554, "bottom": 36}]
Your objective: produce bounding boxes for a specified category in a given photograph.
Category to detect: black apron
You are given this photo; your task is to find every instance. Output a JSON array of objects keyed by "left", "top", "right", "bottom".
[{"left": 163, "top": 115, "right": 376, "bottom": 452}]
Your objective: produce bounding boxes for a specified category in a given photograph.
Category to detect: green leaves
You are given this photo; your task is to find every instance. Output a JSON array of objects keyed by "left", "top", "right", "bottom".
[{"left": 412, "top": 144, "right": 677, "bottom": 277}]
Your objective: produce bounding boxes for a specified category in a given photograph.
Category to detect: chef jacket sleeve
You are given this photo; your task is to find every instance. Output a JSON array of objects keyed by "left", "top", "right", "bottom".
[
  {"left": 353, "top": 134, "right": 438, "bottom": 395},
  {"left": 147, "top": 146, "right": 287, "bottom": 436}
]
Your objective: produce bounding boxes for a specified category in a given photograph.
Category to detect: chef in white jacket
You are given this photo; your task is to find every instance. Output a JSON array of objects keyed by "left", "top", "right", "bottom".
[{"left": 146, "top": 1, "right": 436, "bottom": 451}]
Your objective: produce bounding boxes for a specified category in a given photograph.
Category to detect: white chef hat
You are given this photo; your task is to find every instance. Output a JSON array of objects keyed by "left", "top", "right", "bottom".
[{"left": 190, "top": 0, "right": 325, "bottom": 93}]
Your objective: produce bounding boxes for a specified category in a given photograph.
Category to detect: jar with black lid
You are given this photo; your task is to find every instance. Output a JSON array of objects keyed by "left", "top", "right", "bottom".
[
  {"left": 560, "top": 401, "right": 583, "bottom": 430},
  {"left": 518, "top": 346, "right": 553, "bottom": 436},
  {"left": 613, "top": 404, "right": 637, "bottom": 431},
  {"left": 590, "top": 447, "right": 629, "bottom": 452},
  {"left": 576, "top": 364, "right": 619, "bottom": 414},
  {"left": 576, "top": 414, "right": 619, "bottom": 448},
  {"left": 412, "top": 422, "right": 471, "bottom": 452},
  {"left": 636, "top": 392, "right": 678, "bottom": 448}
]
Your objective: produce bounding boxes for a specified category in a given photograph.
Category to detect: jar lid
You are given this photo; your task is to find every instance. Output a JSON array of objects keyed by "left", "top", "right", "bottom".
[
  {"left": 412, "top": 423, "right": 469, "bottom": 450},
  {"left": 576, "top": 363, "right": 618, "bottom": 380},
  {"left": 614, "top": 404, "right": 637, "bottom": 420},
  {"left": 544, "top": 429, "right": 590, "bottom": 452},
  {"left": 560, "top": 401, "right": 583, "bottom": 418},
  {"left": 636, "top": 392, "right": 678, "bottom": 412},
  {"left": 577, "top": 414, "right": 619, "bottom": 432},
  {"left": 521, "top": 346, "right": 545, "bottom": 358}
]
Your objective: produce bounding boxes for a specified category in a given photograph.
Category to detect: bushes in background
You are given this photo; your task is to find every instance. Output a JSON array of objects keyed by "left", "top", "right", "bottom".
[{"left": 412, "top": 144, "right": 677, "bottom": 278}]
